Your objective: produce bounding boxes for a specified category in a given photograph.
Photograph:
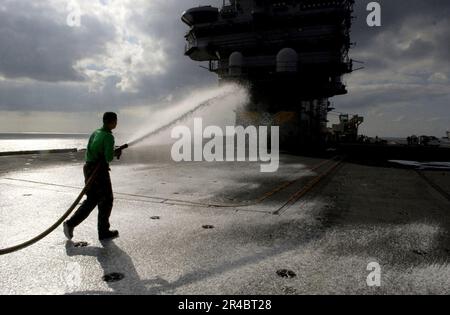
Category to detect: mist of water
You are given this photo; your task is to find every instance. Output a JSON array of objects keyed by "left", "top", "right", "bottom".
[{"left": 125, "top": 83, "right": 249, "bottom": 147}]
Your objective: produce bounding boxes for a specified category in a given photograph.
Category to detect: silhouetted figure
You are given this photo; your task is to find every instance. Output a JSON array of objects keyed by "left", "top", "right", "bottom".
[{"left": 64, "top": 112, "right": 124, "bottom": 241}]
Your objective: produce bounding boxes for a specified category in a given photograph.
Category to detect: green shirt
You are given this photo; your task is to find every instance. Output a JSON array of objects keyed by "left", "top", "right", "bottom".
[{"left": 85, "top": 126, "right": 115, "bottom": 163}]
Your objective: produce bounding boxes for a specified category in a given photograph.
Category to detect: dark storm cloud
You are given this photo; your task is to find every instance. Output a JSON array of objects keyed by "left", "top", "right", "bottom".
[
  {"left": 0, "top": 0, "right": 216, "bottom": 111},
  {"left": 334, "top": 0, "right": 450, "bottom": 130},
  {"left": 352, "top": 0, "right": 450, "bottom": 41},
  {"left": 350, "top": 0, "right": 450, "bottom": 70},
  {"left": 0, "top": 0, "right": 115, "bottom": 83},
  {"left": 121, "top": 0, "right": 217, "bottom": 100}
]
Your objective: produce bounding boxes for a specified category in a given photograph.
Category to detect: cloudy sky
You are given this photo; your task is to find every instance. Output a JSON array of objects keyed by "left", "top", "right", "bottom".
[{"left": 0, "top": 0, "right": 448, "bottom": 137}]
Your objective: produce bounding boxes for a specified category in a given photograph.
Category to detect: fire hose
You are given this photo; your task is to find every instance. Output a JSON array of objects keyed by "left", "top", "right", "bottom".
[{"left": 0, "top": 144, "right": 129, "bottom": 256}]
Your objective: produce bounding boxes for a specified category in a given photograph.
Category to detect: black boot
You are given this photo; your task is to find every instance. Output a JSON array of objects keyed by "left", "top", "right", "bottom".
[
  {"left": 63, "top": 222, "right": 74, "bottom": 240},
  {"left": 99, "top": 230, "right": 119, "bottom": 241}
]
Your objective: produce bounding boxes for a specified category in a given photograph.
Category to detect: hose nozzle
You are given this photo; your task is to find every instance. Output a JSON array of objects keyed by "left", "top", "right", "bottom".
[{"left": 115, "top": 144, "right": 129, "bottom": 160}]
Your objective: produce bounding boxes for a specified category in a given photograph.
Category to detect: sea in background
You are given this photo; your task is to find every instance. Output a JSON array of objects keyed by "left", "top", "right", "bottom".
[
  {"left": 384, "top": 137, "right": 450, "bottom": 148},
  {"left": 0, "top": 133, "right": 89, "bottom": 153},
  {"left": 0, "top": 133, "right": 449, "bottom": 154}
]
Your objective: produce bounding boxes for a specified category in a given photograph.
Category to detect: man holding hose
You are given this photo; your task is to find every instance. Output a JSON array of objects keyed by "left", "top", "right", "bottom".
[{"left": 63, "top": 112, "right": 125, "bottom": 241}]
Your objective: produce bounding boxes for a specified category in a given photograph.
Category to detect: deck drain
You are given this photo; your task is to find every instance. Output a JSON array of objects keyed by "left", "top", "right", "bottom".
[
  {"left": 73, "top": 242, "right": 89, "bottom": 248},
  {"left": 202, "top": 225, "right": 215, "bottom": 229},
  {"left": 282, "top": 286, "right": 297, "bottom": 295},
  {"left": 102, "top": 273, "right": 125, "bottom": 283},
  {"left": 276, "top": 269, "right": 297, "bottom": 278},
  {"left": 412, "top": 249, "right": 427, "bottom": 256},
  {"left": 151, "top": 216, "right": 160, "bottom": 220}
]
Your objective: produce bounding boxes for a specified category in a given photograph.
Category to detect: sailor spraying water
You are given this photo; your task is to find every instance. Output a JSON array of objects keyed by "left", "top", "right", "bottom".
[
  {"left": 0, "top": 91, "right": 230, "bottom": 256},
  {"left": 63, "top": 112, "right": 126, "bottom": 241}
]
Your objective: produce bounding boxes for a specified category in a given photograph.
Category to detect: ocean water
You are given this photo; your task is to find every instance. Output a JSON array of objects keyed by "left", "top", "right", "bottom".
[{"left": 0, "top": 133, "right": 89, "bottom": 153}]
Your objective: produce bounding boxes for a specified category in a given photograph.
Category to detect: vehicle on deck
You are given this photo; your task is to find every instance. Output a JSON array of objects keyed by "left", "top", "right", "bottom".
[{"left": 419, "top": 135, "right": 441, "bottom": 147}]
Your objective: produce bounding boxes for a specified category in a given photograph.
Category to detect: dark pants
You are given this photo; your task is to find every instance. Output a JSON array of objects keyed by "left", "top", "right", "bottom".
[{"left": 67, "top": 163, "right": 114, "bottom": 236}]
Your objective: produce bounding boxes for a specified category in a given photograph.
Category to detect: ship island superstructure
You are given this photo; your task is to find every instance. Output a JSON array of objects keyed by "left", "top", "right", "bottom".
[{"left": 182, "top": 0, "right": 355, "bottom": 149}]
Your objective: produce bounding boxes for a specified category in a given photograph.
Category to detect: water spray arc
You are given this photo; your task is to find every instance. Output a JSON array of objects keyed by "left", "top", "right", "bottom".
[{"left": 126, "top": 93, "right": 229, "bottom": 147}]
